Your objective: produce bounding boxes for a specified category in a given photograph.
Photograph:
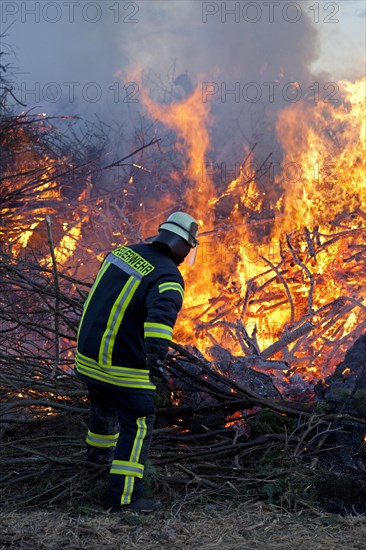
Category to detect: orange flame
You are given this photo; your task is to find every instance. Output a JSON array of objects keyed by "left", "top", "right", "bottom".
[
  {"left": 7, "top": 75, "right": 365, "bottom": 386},
  {"left": 132, "top": 74, "right": 366, "bottom": 379},
  {"left": 273, "top": 77, "right": 366, "bottom": 236}
]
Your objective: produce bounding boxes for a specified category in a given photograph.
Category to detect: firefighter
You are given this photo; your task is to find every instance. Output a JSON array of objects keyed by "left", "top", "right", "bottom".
[{"left": 75, "top": 211, "right": 199, "bottom": 512}]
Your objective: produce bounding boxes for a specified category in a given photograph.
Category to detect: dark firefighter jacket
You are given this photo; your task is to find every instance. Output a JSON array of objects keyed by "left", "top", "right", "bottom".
[{"left": 75, "top": 243, "right": 184, "bottom": 392}]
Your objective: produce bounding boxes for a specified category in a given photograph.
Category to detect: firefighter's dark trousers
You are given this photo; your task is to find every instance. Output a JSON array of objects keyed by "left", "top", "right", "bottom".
[{"left": 85, "top": 381, "right": 155, "bottom": 507}]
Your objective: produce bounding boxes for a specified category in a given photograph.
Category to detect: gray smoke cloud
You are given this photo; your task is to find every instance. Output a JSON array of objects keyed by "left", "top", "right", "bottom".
[
  {"left": 116, "top": 1, "right": 323, "bottom": 166},
  {"left": 3, "top": 1, "right": 364, "bottom": 169}
]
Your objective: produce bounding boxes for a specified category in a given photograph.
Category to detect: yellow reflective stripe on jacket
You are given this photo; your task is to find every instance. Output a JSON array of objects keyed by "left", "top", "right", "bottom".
[
  {"left": 144, "top": 322, "right": 173, "bottom": 341},
  {"left": 76, "top": 362, "right": 155, "bottom": 390},
  {"left": 75, "top": 351, "right": 156, "bottom": 390},
  {"left": 77, "top": 260, "right": 111, "bottom": 339},
  {"left": 86, "top": 430, "right": 119, "bottom": 448},
  {"left": 76, "top": 351, "right": 150, "bottom": 379},
  {"left": 120, "top": 416, "right": 148, "bottom": 505},
  {"left": 99, "top": 275, "right": 141, "bottom": 366},
  {"left": 158, "top": 281, "right": 184, "bottom": 300},
  {"left": 110, "top": 460, "right": 144, "bottom": 478}
]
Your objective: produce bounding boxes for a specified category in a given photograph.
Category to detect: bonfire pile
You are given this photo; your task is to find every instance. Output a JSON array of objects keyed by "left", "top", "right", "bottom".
[
  {"left": 1, "top": 93, "right": 366, "bottom": 514},
  {"left": 1, "top": 233, "right": 366, "bottom": 513}
]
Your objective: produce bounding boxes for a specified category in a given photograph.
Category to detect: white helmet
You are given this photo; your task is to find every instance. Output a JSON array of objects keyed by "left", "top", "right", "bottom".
[
  {"left": 158, "top": 212, "right": 199, "bottom": 248},
  {"left": 152, "top": 211, "right": 199, "bottom": 264}
]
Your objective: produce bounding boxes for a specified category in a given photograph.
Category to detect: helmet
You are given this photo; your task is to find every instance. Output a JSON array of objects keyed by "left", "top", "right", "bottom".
[
  {"left": 159, "top": 212, "right": 199, "bottom": 248},
  {"left": 152, "top": 212, "right": 199, "bottom": 264}
]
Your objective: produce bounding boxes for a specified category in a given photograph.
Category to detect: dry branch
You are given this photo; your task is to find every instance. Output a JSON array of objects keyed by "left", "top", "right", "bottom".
[{"left": 45, "top": 215, "right": 61, "bottom": 378}]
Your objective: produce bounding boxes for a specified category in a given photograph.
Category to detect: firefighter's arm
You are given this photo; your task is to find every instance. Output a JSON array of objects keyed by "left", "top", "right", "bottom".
[{"left": 144, "top": 278, "right": 184, "bottom": 382}]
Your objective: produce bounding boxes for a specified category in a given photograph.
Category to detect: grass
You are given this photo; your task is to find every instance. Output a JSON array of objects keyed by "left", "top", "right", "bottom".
[{"left": 1, "top": 499, "right": 366, "bottom": 550}]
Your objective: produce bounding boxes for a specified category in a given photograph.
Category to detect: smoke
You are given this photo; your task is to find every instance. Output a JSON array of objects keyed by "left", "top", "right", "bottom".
[
  {"left": 116, "top": 1, "right": 323, "bottom": 167},
  {"left": 4, "top": 1, "right": 364, "bottom": 173},
  {"left": 117, "top": 2, "right": 322, "bottom": 167},
  {"left": 120, "top": 2, "right": 320, "bottom": 81}
]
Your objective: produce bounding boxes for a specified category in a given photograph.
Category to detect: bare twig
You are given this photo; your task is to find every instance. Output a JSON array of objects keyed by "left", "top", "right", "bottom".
[{"left": 46, "top": 215, "right": 60, "bottom": 378}]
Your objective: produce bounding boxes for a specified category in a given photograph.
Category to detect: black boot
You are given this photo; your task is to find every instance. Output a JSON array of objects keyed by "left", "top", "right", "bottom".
[{"left": 106, "top": 498, "right": 162, "bottom": 513}]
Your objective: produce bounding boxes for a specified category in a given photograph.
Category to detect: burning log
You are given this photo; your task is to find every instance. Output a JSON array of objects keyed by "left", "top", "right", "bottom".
[{"left": 261, "top": 322, "right": 315, "bottom": 359}]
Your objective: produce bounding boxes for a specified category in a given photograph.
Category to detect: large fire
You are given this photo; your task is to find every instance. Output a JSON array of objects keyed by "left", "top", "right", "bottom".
[
  {"left": 134, "top": 75, "right": 366, "bottom": 384},
  {"left": 3, "top": 76, "right": 365, "bottom": 388}
]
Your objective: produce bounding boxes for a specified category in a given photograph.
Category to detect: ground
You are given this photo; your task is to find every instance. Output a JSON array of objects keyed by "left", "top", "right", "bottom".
[{"left": 1, "top": 500, "right": 366, "bottom": 550}]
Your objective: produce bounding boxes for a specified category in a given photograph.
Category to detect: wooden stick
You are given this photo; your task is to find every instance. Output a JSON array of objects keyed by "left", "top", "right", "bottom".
[{"left": 45, "top": 215, "right": 60, "bottom": 379}]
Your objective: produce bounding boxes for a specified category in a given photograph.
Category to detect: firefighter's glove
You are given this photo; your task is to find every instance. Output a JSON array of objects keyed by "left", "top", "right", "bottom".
[{"left": 146, "top": 354, "right": 169, "bottom": 385}]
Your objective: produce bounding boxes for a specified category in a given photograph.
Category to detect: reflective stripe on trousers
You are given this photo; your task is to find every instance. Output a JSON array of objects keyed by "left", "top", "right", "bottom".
[
  {"left": 86, "top": 430, "right": 120, "bottom": 448},
  {"left": 85, "top": 381, "right": 155, "bottom": 506}
]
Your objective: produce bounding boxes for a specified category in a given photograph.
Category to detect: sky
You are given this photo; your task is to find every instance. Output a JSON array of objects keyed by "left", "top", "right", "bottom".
[{"left": 1, "top": 0, "right": 365, "bottom": 161}]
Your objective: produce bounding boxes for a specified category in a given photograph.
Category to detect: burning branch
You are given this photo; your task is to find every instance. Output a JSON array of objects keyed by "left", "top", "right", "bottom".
[
  {"left": 286, "top": 233, "right": 314, "bottom": 316},
  {"left": 260, "top": 255, "right": 295, "bottom": 325}
]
